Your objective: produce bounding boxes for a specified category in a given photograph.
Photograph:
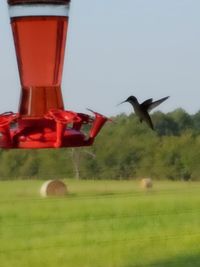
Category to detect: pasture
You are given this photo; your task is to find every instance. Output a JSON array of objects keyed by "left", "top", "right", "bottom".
[{"left": 1, "top": 179, "right": 200, "bottom": 267}]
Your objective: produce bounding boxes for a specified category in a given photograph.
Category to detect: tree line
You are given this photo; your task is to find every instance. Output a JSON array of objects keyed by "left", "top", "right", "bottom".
[{"left": 1, "top": 108, "right": 200, "bottom": 181}]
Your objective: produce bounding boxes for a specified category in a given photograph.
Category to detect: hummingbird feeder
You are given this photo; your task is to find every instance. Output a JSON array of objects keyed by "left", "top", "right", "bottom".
[{"left": 0, "top": 0, "right": 108, "bottom": 149}]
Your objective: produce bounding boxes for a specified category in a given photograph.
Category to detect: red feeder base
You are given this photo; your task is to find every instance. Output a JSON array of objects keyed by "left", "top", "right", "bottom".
[{"left": 0, "top": 109, "right": 108, "bottom": 149}]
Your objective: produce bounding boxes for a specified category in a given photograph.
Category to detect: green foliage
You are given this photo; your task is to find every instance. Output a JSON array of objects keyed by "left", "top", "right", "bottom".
[{"left": 1, "top": 109, "right": 200, "bottom": 180}]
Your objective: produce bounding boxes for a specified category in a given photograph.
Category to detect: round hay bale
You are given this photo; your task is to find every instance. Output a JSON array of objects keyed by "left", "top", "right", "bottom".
[
  {"left": 40, "top": 180, "right": 67, "bottom": 197},
  {"left": 140, "top": 178, "right": 153, "bottom": 189}
]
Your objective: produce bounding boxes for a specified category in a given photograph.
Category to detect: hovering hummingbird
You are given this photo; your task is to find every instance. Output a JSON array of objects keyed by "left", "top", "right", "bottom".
[{"left": 119, "top": 95, "right": 169, "bottom": 130}]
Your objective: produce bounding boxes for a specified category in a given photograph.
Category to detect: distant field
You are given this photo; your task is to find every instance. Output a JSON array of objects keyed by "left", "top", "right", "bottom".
[{"left": 1, "top": 179, "right": 200, "bottom": 267}]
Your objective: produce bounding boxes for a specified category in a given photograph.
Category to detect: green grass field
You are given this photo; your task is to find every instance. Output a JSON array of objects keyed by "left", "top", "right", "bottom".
[{"left": 1, "top": 179, "right": 200, "bottom": 267}]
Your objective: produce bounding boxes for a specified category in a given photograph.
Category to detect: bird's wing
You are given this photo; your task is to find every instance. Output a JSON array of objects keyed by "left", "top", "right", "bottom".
[
  {"left": 140, "top": 98, "right": 153, "bottom": 110},
  {"left": 147, "top": 96, "right": 169, "bottom": 112}
]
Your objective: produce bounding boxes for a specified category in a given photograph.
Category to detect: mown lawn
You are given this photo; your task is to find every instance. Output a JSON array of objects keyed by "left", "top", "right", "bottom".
[{"left": 0, "top": 179, "right": 200, "bottom": 267}]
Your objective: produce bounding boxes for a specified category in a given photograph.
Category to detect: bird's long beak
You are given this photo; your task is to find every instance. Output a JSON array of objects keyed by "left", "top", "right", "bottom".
[{"left": 117, "top": 100, "right": 127, "bottom": 106}]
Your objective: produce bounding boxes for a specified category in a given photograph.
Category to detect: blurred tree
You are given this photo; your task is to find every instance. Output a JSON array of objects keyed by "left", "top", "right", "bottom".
[
  {"left": 0, "top": 109, "right": 200, "bottom": 181},
  {"left": 168, "top": 108, "right": 193, "bottom": 132}
]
